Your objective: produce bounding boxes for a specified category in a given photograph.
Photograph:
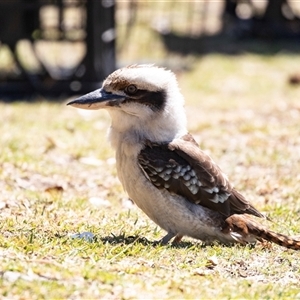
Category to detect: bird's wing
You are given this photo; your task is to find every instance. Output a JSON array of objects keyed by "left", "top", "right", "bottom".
[{"left": 138, "top": 133, "right": 263, "bottom": 218}]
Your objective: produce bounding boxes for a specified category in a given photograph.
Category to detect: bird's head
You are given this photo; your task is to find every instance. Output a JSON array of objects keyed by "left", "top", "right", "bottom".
[{"left": 68, "top": 65, "right": 187, "bottom": 143}]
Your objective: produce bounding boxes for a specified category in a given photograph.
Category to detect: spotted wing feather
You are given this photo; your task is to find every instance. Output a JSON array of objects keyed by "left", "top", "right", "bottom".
[{"left": 138, "top": 134, "right": 263, "bottom": 218}]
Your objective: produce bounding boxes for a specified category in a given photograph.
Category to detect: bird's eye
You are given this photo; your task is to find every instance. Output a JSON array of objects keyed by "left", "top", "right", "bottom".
[{"left": 125, "top": 84, "right": 137, "bottom": 95}]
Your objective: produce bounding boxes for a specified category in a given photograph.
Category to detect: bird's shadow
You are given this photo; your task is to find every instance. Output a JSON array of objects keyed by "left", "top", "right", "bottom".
[
  {"left": 68, "top": 232, "right": 251, "bottom": 249},
  {"left": 67, "top": 231, "right": 194, "bottom": 248},
  {"left": 98, "top": 234, "right": 206, "bottom": 249}
]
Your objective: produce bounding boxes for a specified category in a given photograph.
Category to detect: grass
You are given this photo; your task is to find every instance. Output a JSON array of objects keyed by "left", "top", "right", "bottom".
[{"left": 1, "top": 53, "right": 300, "bottom": 299}]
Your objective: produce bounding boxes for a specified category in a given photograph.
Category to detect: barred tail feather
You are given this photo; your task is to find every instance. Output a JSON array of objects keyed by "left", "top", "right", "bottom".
[{"left": 222, "top": 214, "right": 300, "bottom": 251}]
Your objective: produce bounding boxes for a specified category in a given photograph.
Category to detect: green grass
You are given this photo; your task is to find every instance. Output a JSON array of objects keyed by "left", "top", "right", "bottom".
[{"left": 1, "top": 53, "right": 300, "bottom": 299}]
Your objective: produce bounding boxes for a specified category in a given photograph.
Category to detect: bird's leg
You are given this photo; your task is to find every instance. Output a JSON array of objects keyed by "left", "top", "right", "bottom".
[
  {"left": 159, "top": 232, "right": 177, "bottom": 245},
  {"left": 172, "top": 234, "right": 183, "bottom": 245}
]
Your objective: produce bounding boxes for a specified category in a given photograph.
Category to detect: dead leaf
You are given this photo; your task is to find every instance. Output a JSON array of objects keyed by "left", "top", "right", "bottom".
[{"left": 206, "top": 256, "right": 218, "bottom": 269}]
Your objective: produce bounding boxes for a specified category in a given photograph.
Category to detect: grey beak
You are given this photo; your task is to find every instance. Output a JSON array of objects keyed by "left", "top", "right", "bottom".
[{"left": 67, "top": 88, "right": 125, "bottom": 110}]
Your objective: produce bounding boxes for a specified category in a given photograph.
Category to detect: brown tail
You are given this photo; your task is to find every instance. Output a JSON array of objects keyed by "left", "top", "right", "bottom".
[{"left": 222, "top": 214, "right": 300, "bottom": 251}]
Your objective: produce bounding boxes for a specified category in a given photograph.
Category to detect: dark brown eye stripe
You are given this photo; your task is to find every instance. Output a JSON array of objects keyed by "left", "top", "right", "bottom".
[{"left": 123, "top": 90, "right": 166, "bottom": 112}]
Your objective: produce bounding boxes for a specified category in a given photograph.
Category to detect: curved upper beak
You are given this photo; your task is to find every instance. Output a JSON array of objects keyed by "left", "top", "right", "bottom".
[{"left": 67, "top": 88, "right": 125, "bottom": 110}]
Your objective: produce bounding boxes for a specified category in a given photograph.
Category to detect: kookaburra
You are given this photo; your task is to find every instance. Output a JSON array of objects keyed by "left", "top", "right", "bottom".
[{"left": 68, "top": 65, "right": 300, "bottom": 250}]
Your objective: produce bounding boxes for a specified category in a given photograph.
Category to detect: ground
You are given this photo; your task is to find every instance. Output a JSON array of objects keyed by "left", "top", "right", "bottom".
[{"left": 1, "top": 54, "right": 300, "bottom": 299}]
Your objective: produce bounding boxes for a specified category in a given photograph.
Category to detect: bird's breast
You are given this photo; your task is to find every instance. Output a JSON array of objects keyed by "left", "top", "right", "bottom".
[{"left": 115, "top": 147, "right": 171, "bottom": 225}]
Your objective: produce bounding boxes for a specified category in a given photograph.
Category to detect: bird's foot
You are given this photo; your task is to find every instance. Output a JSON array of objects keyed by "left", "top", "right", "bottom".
[
  {"left": 156, "top": 233, "right": 183, "bottom": 245},
  {"left": 172, "top": 234, "right": 183, "bottom": 245},
  {"left": 158, "top": 232, "right": 177, "bottom": 245}
]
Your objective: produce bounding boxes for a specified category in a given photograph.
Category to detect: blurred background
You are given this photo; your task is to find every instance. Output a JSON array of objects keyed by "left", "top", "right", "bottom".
[
  {"left": 1, "top": 4, "right": 300, "bottom": 297},
  {"left": 1, "top": 0, "right": 300, "bottom": 99}
]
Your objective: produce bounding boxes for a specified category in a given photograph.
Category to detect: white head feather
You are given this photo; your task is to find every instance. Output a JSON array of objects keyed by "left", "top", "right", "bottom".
[{"left": 103, "top": 65, "right": 187, "bottom": 150}]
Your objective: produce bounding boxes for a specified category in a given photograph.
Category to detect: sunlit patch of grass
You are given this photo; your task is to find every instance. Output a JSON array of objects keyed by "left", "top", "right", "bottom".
[{"left": 1, "top": 54, "right": 300, "bottom": 299}]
